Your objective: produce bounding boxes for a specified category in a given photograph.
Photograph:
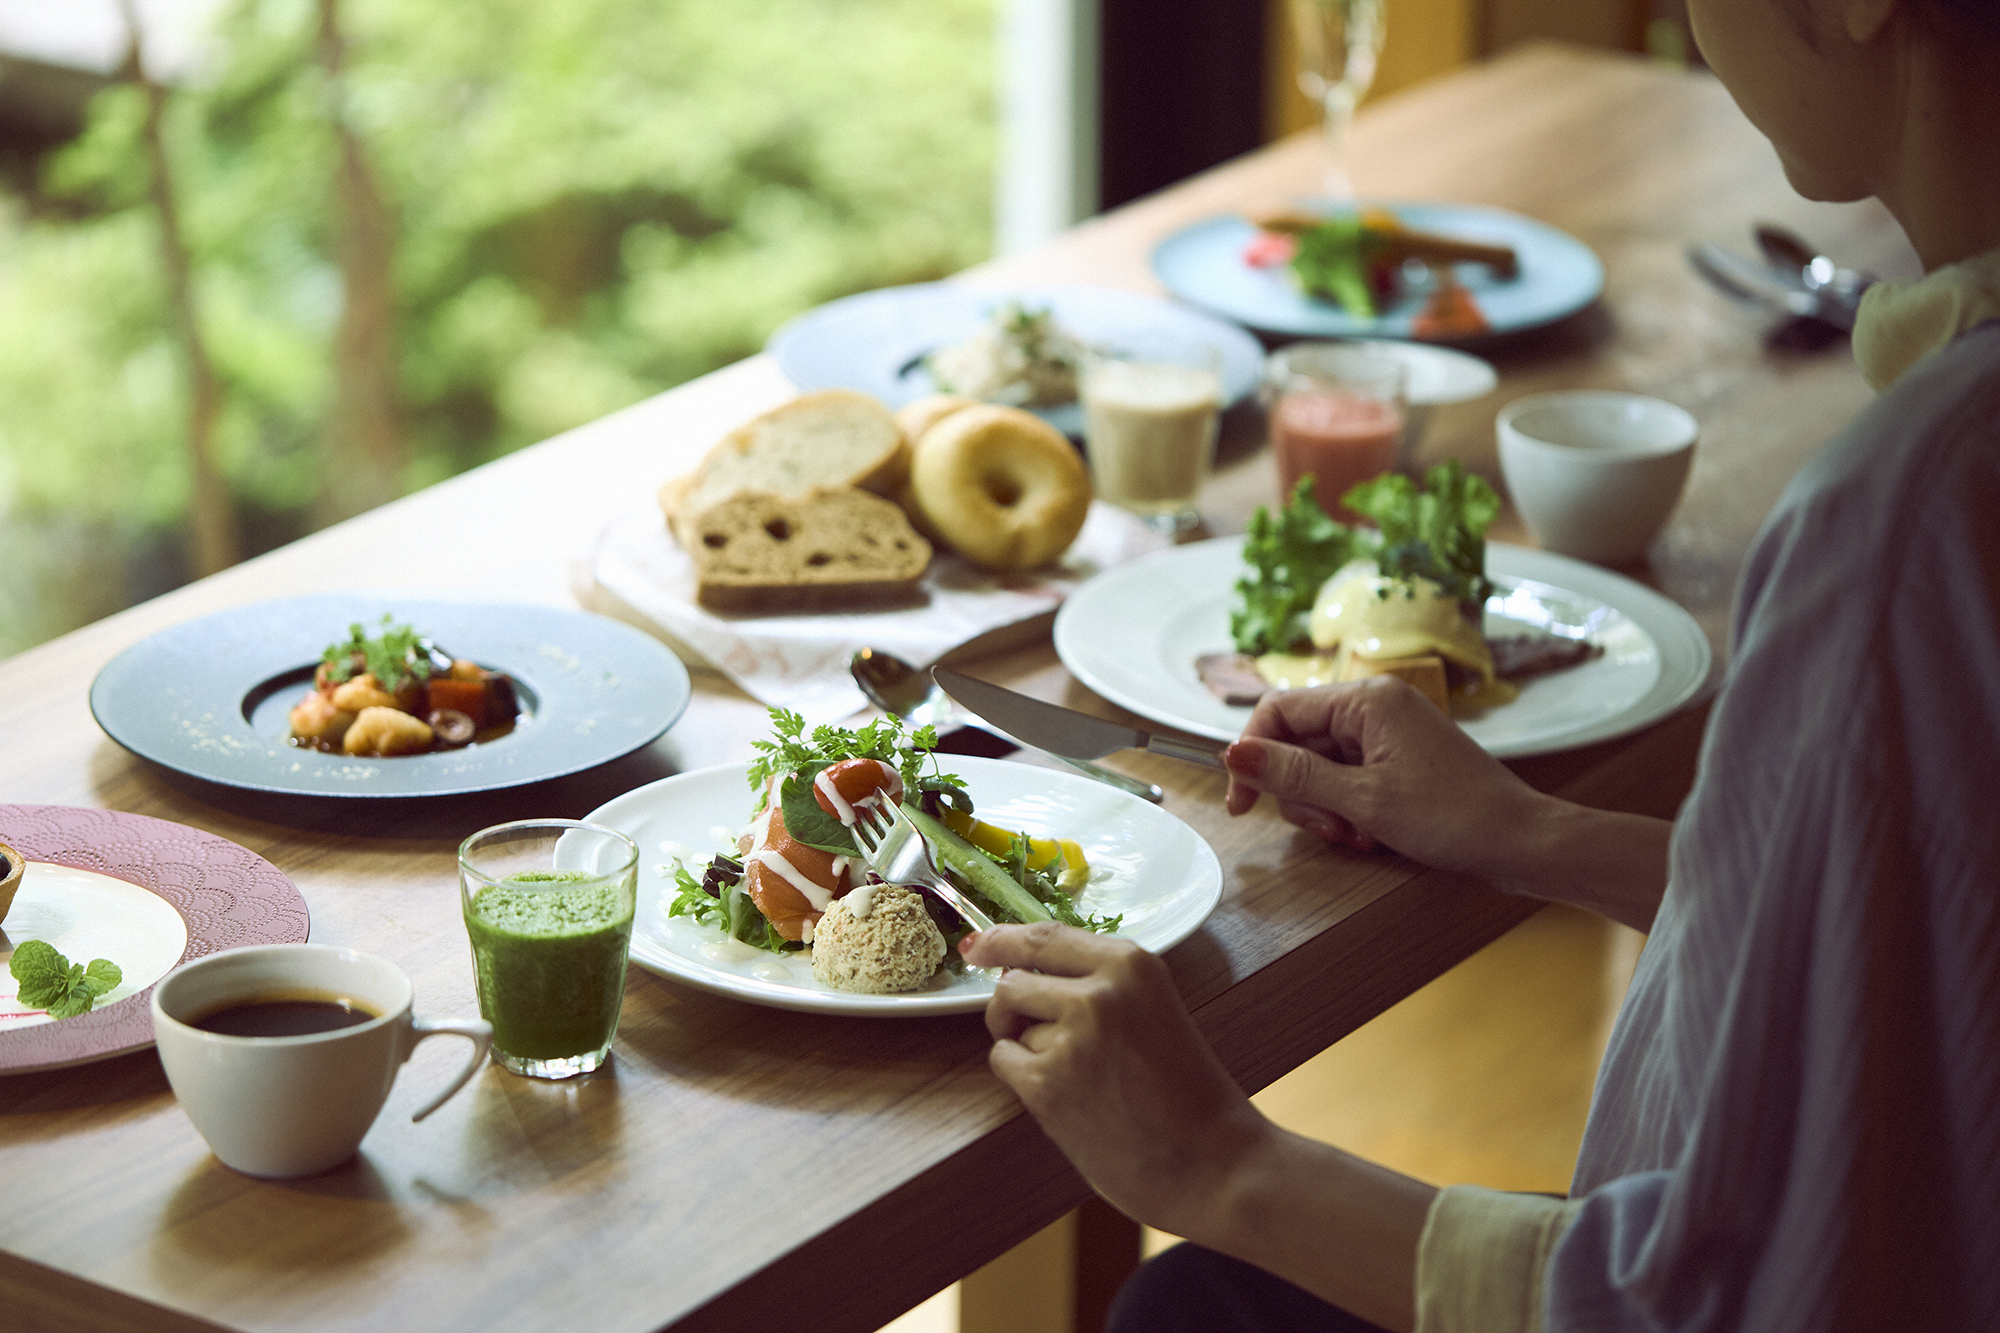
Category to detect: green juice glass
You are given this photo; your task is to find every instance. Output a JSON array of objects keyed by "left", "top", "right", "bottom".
[{"left": 458, "top": 819, "right": 638, "bottom": 1079}]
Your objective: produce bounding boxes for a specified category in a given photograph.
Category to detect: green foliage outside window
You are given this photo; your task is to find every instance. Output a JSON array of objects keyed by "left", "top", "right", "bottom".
[{"left": 0, "top": 0, "right": 995, "bottom": 655}]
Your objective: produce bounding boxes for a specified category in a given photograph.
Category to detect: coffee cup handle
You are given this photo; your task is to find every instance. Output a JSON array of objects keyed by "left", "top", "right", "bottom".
[{"left": 404, "top": 1016, "right": 494, "bottom": 1123}]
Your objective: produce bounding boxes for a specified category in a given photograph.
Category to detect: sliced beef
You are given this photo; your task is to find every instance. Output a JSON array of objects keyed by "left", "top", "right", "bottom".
[
  {"left": 1197, "top": 652, "right": 1272, "bottom": 707},
  {"left": 1489, "top": 634, "right": 1603, "bottom": 680}
]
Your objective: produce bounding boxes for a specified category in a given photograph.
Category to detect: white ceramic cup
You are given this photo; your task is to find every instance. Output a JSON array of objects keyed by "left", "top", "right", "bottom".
[
  {"left": 1496, "top": 391, "right": 1697, "bottom": 565},
  {"left": 152, "top": 944, "right": 491, "bottom": 1178}
]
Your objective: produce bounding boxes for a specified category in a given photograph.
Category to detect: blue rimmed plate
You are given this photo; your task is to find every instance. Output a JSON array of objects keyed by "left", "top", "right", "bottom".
[
  {"left": 768, "top": 282, "right": 1268, "bottom": 437},
  {"left": 89, "top": 595, "right": 690, "bottom": 798},
  {"left": 1151, "top": 202, "right": 1604, "bottom": 341}
]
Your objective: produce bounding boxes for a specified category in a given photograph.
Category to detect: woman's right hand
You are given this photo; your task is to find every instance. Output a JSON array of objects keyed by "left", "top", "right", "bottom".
[{"left": 1222, "top": 675, "right": 1553, "bottom": 885}]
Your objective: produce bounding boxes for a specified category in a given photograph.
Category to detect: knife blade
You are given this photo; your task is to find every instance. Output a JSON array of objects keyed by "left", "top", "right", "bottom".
[{"left": 932, "top": 668, "right": 1229, "bottom": 770}]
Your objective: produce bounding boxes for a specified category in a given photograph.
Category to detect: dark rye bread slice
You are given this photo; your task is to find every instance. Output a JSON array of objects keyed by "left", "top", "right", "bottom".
[{"left": 689, "top": 487, "right": 933, "bottom": 613}]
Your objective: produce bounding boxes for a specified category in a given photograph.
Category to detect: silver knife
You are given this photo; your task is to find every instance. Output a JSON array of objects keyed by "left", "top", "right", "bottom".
[{"left": 932, "top": 668, "right": 1229, "bottom": 770}]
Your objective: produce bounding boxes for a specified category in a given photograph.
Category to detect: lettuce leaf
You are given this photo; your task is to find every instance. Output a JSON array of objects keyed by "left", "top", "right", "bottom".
[
  {"left": 1344, "top": 462, "right": 1499, "bottom": 610},
  {"left": 1229, "top": 476, "right": 1369, "bottom": 654},
  {"left": 1228, "top": 462, "right": 1500, "bottom": 655}
]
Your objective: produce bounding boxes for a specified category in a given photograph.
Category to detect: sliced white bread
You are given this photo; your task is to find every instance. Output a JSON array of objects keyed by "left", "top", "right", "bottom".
[
  {"left": 661, "top": 389, "right": 910, "bottom": 541},
  {"left": 687, "top": 487, "right": 933, "bottom": 613}
]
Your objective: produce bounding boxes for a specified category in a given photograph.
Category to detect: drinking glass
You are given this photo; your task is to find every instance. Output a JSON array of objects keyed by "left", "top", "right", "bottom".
[
  {"left": 459, "top": 819, "right": 638, "bottom": 1080},
  {"left": 1264, "top": 341, "right": 1407, "bottom": 522},
  {"left": 1079, "top": 338, "right": 1224, "bottom": 539},
  {"left": 1291, "top": 0, "right": 1388, "bottom": 199}
]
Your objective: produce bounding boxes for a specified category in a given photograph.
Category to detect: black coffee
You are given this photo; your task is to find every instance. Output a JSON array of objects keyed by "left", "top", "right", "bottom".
[{"left": 192, "top": 997, "right": 379, "bottom": 1037}]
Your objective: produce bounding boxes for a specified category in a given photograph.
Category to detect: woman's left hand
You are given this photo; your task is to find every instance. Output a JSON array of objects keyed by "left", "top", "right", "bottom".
[{"left": 960, "top": 922, "right": 1270, "bottom": 1237}]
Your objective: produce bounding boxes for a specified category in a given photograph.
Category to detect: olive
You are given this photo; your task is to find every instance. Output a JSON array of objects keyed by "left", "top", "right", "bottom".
[
  {"left": 427, "top": 708, "right": 477, "bottom": 747},
  {"left": 700, "top": 854, "right": 745, "bottom": 899}
]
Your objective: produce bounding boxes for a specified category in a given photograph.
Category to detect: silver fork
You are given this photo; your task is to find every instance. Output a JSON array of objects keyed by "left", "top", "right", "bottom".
[{"left": 850, "top": 803, "right": 999, "bottom": 935}]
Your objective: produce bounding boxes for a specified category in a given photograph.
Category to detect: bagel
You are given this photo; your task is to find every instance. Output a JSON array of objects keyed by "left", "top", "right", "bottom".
[
  {"left": 890, "top": 395, "right": 978, "bottom": 543},
  {"left": 907, "top": 404, "right": 1092, "bottom": 570}
]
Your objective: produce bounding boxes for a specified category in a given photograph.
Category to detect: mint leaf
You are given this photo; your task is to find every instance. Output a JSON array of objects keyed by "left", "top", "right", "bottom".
[
  {"left": 8, "top": 940, "right": 123, "bottom": 1018},
  {"left": 82, "top": 958, "right": 123, "bottom": 998},
  {"left": 47, "top": 975, "right": 97, "bottom": 1020},
  {"left": 9, "top": 939, "right": 70, "bottom": 1008}
]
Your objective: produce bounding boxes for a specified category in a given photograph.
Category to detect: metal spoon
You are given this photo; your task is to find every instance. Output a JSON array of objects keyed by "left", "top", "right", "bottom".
[
  {"left": 1754, "top": 223, "right": 1873, "bottom": 314},
  {"left": 850, "top": 649, "right": 1165, "bottom": 803}
]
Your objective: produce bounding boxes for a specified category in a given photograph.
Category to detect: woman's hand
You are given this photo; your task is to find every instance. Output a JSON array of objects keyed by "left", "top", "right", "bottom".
[
  {"left": 1225, "top": 676, "right": 1672, "bottom": 926},
  {"left": 960, "top": 923, "right": 1272, "bottom": 1240},
  {"left": 1223, "top": 676, "right": 1550, "bottom": 884},
  {"left": 963, "top": 922, "right": 1438, "bottom": 1331}
]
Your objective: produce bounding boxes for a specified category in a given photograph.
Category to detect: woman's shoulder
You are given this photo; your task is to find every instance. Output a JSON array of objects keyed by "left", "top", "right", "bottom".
[
  {"left": 1743, "top": 322, "right": 2000, "bottom": 604},
  {"left": 1800, "top": 320, "right": 2000, "bottom": 511}
]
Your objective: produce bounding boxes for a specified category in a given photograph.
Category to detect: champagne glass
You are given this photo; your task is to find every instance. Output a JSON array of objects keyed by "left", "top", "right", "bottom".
[{"left": 1291, "top": 0, "right": 1387, "bottom": 199}]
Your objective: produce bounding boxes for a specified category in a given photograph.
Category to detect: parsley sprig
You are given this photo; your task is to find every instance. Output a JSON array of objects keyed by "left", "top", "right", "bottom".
[
  {"left": 319, "top": 615, "right": 436, "bottom": 692},
  {"left": 746, "top": 708, "right": 961, "bottom": 812},
  {"left": 9, "top": 940, "right": 122, "bottom": 1020}
]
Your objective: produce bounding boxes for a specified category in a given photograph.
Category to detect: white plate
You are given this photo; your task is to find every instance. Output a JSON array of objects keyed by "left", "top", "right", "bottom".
[
  {"left": 0, "top": 865, "right": 190, "bottom": 1033},
  {"left": 1053, "top": 538, "right": 1712, "bottom": 759},
  {"left": 585, "top": 756, "right": 1223, "bottom": 1015}
]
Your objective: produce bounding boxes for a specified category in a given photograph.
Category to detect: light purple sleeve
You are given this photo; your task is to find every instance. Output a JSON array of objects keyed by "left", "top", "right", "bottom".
[{"left": 1543, "top": 323, "right": 2000, "bottom": 1332}]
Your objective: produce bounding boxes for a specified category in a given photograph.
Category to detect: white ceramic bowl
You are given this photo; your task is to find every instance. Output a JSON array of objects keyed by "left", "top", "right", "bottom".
[{"left": 1496, "top": 391, "right": 1697, "bottom": 565}]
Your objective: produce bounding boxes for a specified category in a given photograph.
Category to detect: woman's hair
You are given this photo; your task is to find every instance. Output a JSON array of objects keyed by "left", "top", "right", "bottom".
[
  {"left": 1933, "top": 0, "right": 2000, "bottom": 32},
  {"left": 1780, "top": 0, "right": 2000, "bottom": 42}
]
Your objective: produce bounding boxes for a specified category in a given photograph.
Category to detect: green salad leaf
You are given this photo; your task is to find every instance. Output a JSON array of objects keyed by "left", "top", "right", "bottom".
[
  {"left": 10, "top": 940, "right": 123, "bottom": 1020},
  {"left": 1345, "top": 462, "right": 1500, "bottom": 610},
  {"left": 319, "top": 615, "right": 435, "bottom": 692},
  {"left": 1230, "top": 476, "right": 1370, "bottom": 655},
  {"left": 664, "top": 858, "right": 791, "bottom": 955},
  {"left": 1291, "top": 215, "right": 1386, "bottom": 317},
  {"left": 746, "top": 708, "right": 958, "bottom": 813},
  {"left": 1229, "top": 462, "right": 1501, "bottom": 655},
  {"left": 780, "top": 762, "right": 857, "bottom": 856}
]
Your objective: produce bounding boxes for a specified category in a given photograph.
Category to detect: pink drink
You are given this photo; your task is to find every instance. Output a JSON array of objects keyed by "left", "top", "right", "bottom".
[{"left": 1272, "top": 389, "right": 1404, "bottom": 519}]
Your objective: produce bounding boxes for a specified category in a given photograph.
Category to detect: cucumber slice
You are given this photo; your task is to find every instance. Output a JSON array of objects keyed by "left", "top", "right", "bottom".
[{"left": 899, "top": 803, "right": 1053, "bottom": 924}]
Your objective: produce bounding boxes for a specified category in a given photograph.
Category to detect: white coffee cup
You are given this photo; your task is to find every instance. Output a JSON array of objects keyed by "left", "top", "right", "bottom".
[
  {"left": 152, "top": 944, "right": 491, "bottom": 1178},
  {"left": 1496, "top": 391, "right": 1697, "bottom": 565}
]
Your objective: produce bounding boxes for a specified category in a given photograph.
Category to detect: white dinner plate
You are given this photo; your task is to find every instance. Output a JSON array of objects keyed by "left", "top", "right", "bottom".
[
  {"left": 1053, "top": 538, "right": 1712, "bottom": 759},
  {"left": 585, "top": 756, "right": 1223, "bottom": 1016}
]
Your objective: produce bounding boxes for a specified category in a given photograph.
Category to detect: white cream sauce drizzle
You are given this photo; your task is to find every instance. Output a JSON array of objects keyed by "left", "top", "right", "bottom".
[
  {"left": 747, "top": 850, "right": 834, "bottom": 911},
  {"left": 700, "top": 938, "right": 761, "bottom": 964},
  {"left": 845, "top": 881, "right": 878, "bottom": 919}
]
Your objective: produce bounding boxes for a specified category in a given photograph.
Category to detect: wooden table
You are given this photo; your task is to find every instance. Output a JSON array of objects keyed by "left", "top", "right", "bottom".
[{"left": 0, "top": 45, "right": 1917, "bottom": 1333}]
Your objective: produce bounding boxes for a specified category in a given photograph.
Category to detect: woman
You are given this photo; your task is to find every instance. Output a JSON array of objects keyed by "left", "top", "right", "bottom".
[{"left": 960, "top": 0, "right": 2000, "bottom": 1328}]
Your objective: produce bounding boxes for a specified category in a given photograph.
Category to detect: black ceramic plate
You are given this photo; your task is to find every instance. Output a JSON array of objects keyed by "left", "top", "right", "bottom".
[{"left": 89, "top": 595, "right": 691, "bottom": 798}]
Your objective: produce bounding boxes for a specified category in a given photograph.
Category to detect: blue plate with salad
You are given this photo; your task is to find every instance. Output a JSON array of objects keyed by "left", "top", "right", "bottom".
[
  {"left": 1151, "top": 201, "right": 1604, "bottom": 342},
  {"left": 588, "top": 713, "right": 1222, "bottom": 1016}
]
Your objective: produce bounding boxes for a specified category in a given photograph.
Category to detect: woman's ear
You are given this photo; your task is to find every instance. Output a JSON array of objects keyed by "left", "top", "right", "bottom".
[{"left": 1843, "top": 0, "right": 1899, "bottom": 44}]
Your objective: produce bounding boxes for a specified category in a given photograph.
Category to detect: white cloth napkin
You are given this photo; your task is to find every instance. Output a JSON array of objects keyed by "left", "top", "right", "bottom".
[{"left": 589, "top": 501, "right": 1170, "bottom": 722}]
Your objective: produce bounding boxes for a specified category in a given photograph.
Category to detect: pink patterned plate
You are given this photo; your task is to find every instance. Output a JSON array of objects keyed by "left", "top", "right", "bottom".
[{"left": 0, "top": 805, "right": 309, "bottom": 1075}]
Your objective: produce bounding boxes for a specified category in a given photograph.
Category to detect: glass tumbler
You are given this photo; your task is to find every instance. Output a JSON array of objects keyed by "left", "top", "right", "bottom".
[
  {"left": 459, "top": 819, "right": 638, "bottom": 1079},
  {"left": 1264, "top": 341, "right": 1408, "bottom": 522},
  {"left": 1080, "top": 338, "right": 1225, "bottom": 538}
]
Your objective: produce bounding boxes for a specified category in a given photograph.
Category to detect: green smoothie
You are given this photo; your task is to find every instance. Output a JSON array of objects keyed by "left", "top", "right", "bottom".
[{"left": 464, "top": 868, "right": 636, "bottom": 1061}]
